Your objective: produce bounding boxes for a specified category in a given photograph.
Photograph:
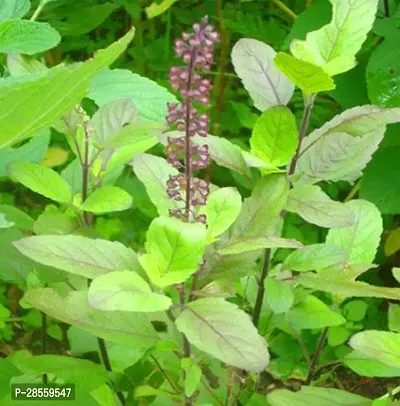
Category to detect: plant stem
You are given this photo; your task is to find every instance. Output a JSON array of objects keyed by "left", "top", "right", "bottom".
[
  {"left": 30, "top": 1, "right": 45, "bottom": 21},
  {"left": 305, "top": 327, "right": 328, "bottom": 384},
  {"left": 252, "top": 93, "right": 316, "bottom": 329},
  {"left": 271, "top": 0, "right": 298, "bottom": 20},
  {"left": 288, "top": 94, "right": 316, "bottom": 176},
  {"left": 384, "top": 0, "right": 390, "bottom": 16},
  {"left": 151, "top": 355, "right": 181, "bottom": 394},
  {"left": 252, "top": 248, "right": 271, "bottom": 326},
  {"left": 41, "top": 312, "right": 48, "bottom": 384},
  {"left": 78, "top": 122, "right": 125, "bottom": 406},
  {"left": 344, "top": 179, "right": 361, "bottom": 202}
]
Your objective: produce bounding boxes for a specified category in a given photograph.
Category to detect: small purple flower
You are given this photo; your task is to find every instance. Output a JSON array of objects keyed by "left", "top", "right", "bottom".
[{"left": 165, "top": 16, "right": 218, "bottom": 222}]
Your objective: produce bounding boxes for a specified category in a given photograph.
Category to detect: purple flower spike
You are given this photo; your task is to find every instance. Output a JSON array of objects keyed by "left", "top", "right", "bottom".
[{"left": 165, "top": 16, "right": 218, "bottom": 223}]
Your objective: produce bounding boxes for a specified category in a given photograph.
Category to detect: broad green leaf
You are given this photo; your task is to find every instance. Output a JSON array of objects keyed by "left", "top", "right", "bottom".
[
  {"left": 9, "top": 162, "right": 72, "bottom": 203},
  {"left": 231, "top": 38, "right": 294, "bottom": 111},
  {"left": 0, "top": 1, "right": 30, "bottom": 21},
  {"left": 0, "top": 130, "right": 50, "bottom": 177},
  {"left": 297, "top": 106, "right": 400, "bottom": 182},
  {"left": 286, "top": 184, "right": 354, "bottom": 228},
  {"left": 80, "top": 186, "right": 133, "bottom": 214},
  {"left": 0, "top": 359, "right": 22, "bottom": 398},
  {"left": 90, "top": 385, "right": 117, "bottom": 406},
  {"left": 139, "top": 217, "right": 206, "bottom": 288},
  {"left": 250, "top": 106, "right": 298, "bottom": 167},
  {"left": 344, "top": 351, "right": 400, "bottom": 377},
  {"left": 282, "top": 243, "right": 348, "bottom": 272},
  {"left": 7, "top": 53, "right": 47, "bottom": 76},
  {"left": 367, "top": 39, "right": 400, "bottom": 107},
  {"left": 343, "top": 300, "right": 368, "bottom": 322},
  {"left": 360, "top": 147, "right": 400, "bottom": 214},
  {"left": 326, "top": 200, "right": 382, "bottom": 264},
  {"left": 205, "top": 187, "right": 242, "bottom": 240},
  {"left": 0, "top": 205, "right": 34, "bottom": 231},
  {"left": 328, "top": 326, "right": 350, "bottom": 347},
  {"left": 131, "top": 153, "right": 179, "bottom": 217},
  {"left": 14, "top": 235, "right": 140, "bottom": 279},
  {"left": 89, "top": 68, "right": 177, "bottom": 121},
  {"left": 265, "top": 278, "right": 294, "bottom": 314},
  {"left": 0, "top": 304, "right": 10, "bottom": 327},
  {"left": 88, "top": 99, "right": 137, "bottom": 146},
  {"left": 274, "top": 52, "right": 335, "bottom": 94},
  {"left": 88, "top": 270, "right": 172, "bottom": 312},
  {"left": 287, "top": 296, "right": 345, "bottom": 330},
  {"left": 217, "top": 236, "right": 302, "bottom": 255},
  {"left": 34, "top": 208, "right": 78, "bottom": 235},
  {"left": 41, "top": 147, "right": 69, "bottom": 168},
  {"left": 102, "top": 120, "right": 164, "bottom": 149},
  {"left": 181, "top": 358, "right": 202, "bottom": 397},
  {"left": 17, "top": 355, "right": 105, "bottom": 391},
  {"left": 146, "top": 0, "right": 178, "bottom": 19},
  {"left": 350, "top": 330, "right": 400, "bottom": 369},
  {"left": 51, "top": 3, "right": 117, "bottom": 37},
  {"left": 229, "top": 174, "right": 288, "bottom": 240},
  {"left": 389, "top": 303, "right": 400, "bottom": 333},
  {"left": 0, "top": 20, "right": 60, "bottom": 55},
  {"left": 176, "top": 297, "right": 270, "bottom": 371},
  {"left": 297, "top": 273, "right": 400, "bottom": 300},
  {"left": 290, "top": 0, "right": 379, "bottom": 76},
  {"left": 23, "top": 288, "right": 158, "bottom": 348},
  {"left": 268, "top": 386, "right": 372, "bottom": 406},
  {"left": 0, "top": 29, "right": 134, "bottom": 148},
  {"left": 0, "top": 213, "right": 14, "bottom": 229},
  {"left": 393, "top": 268, "right": 400, "bottom": 283}
]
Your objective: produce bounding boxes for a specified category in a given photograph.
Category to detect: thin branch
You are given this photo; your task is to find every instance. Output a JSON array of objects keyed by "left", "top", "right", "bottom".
[
  {"left": 30, "top": 1, "right": 45, "bottom": 21},
  {"left": 252, "top": 248, "right": 271, "bottom": 327},
  {"left": 305, "top": 327, "right": 328, "bottom": 384},
  {"left": 271, "top": 0, "right": 298, "bottom": 20},
  {"left": 344, "top": 179, "right": 361, "bottom": 202},
  {"left": 151, "top": 355, "right": 182, "bottom": 394}
]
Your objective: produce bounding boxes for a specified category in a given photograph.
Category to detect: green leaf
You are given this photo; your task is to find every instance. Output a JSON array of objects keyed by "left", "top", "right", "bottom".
[
  {"left": 89, "top": 68, "right": 177, "bottom": 121},
  {"left": 367, "top": 39, "right": 400, "bottom": 107},
  {"left": 274, "top": 52, "right": 335, "bottom": 94},
  {"left": 343, "top": 300, "right": 368, "bottom": 322},
  {"left": 268, "top": 386, "right": 372, "bottom": 406},
  {"left": 290, "top": 0, "right": 379, "bottom": 76},
  {"left": 286, "top": 184, "right": 354, "bottom": 228},
  {"left": 393, "top": 268, "right": 400, "bottom": 283},
  {"left": 229, "top": 174, "right": 288, "bottom": 240},
  {"left": 80, "top": 186, "right": 133, "bottom": 214},
  {"left": 88, "top": 99, "right": 137, "bottom": 147},
  {"left": 0, "top": 20, "right": 60, "bottom": 55},
  {"left": 14, "top": 235, "right": 140, "bottom": 279},
  {"left": 131, "top": 153, "right": 179, "bottom": 217},
  {"left": 250, "top": 106, "right": 298, "bottom": 167},
  {"left": 0, "top": 130, "right": 50, "bottom": 177},
  {"left": 326, "top": 200, "right": 382, "bottom": 264},
  {"left": 0, "top": 1, "right": 30, "bottom": 21},
  {"left": 175, "top": 297, "right": 270, "bottom": 371},
  {"left": 33, "top": 209, "right": 78, "bottom": 235},
  {"left": 328, "top": 326, "right": 350, "bottom": 347},
  {"left": 181, "top": 358, "right": 202, "bottom": 397},
  {"left": 205, "top": 187, "right": 242, "bottom": 240},
  {"left": 146, "top": 0, "right": 178, "bottom": 19},
  {"left": 360, "top": 147, "right": 400, "bottom": 214},
  {"left": 17, "top": 355, "right": 106, "bottom": 391},
  {"left": 139, "top": 217, "right": 206, "bottom": 288},
  {"left": 344, "top": 350, "right": 400, "bottom": 377},
  {"left": 0, "top": 29, "right": 134, "bottom": 148},
  {"left": 24, "top": 288, "right": 158, "bottom": 348},
  {"left": 0, "top": 359, "right": 22, "bottom": 398},
  {"left": 231, "top": 38, "right": 294, "bottom": 111},
  {"left": 0, "top": 304, "right": 11, "bottom": 327},
  {"left": 297, "top": 105, "right": 400, "bottom": 183},
  {"left": 0, "top": 213, "right": 14, "bottom": 229},
  {"left": 287, "top": 296, "right": 345, "bottom": 330},
  {"left": 88, "top": 270, "right": 172, "bottom": 312},
  {"left": 0, "top": 205, "right": 33, "bottom": 231},
  {"left": 265, "top": 278, "right": 294, "bottom": 314},
  {"left": 282, "top": 243, "right": 348, "bottom": 272},
  {"left": 389, "top": 303, "right": 400, "bottom": 333},
  {"left": 217, "top": 237, "right": 302, "bottom": 256},
  {"left": 9, "top": 162, "right": 72, "bottom": 203},
  {"left": 297, "top": 273, "right": 400, "bottom": 300},
  {"left": 350, "top": 330, "right": 400, "bottom": 369}
]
